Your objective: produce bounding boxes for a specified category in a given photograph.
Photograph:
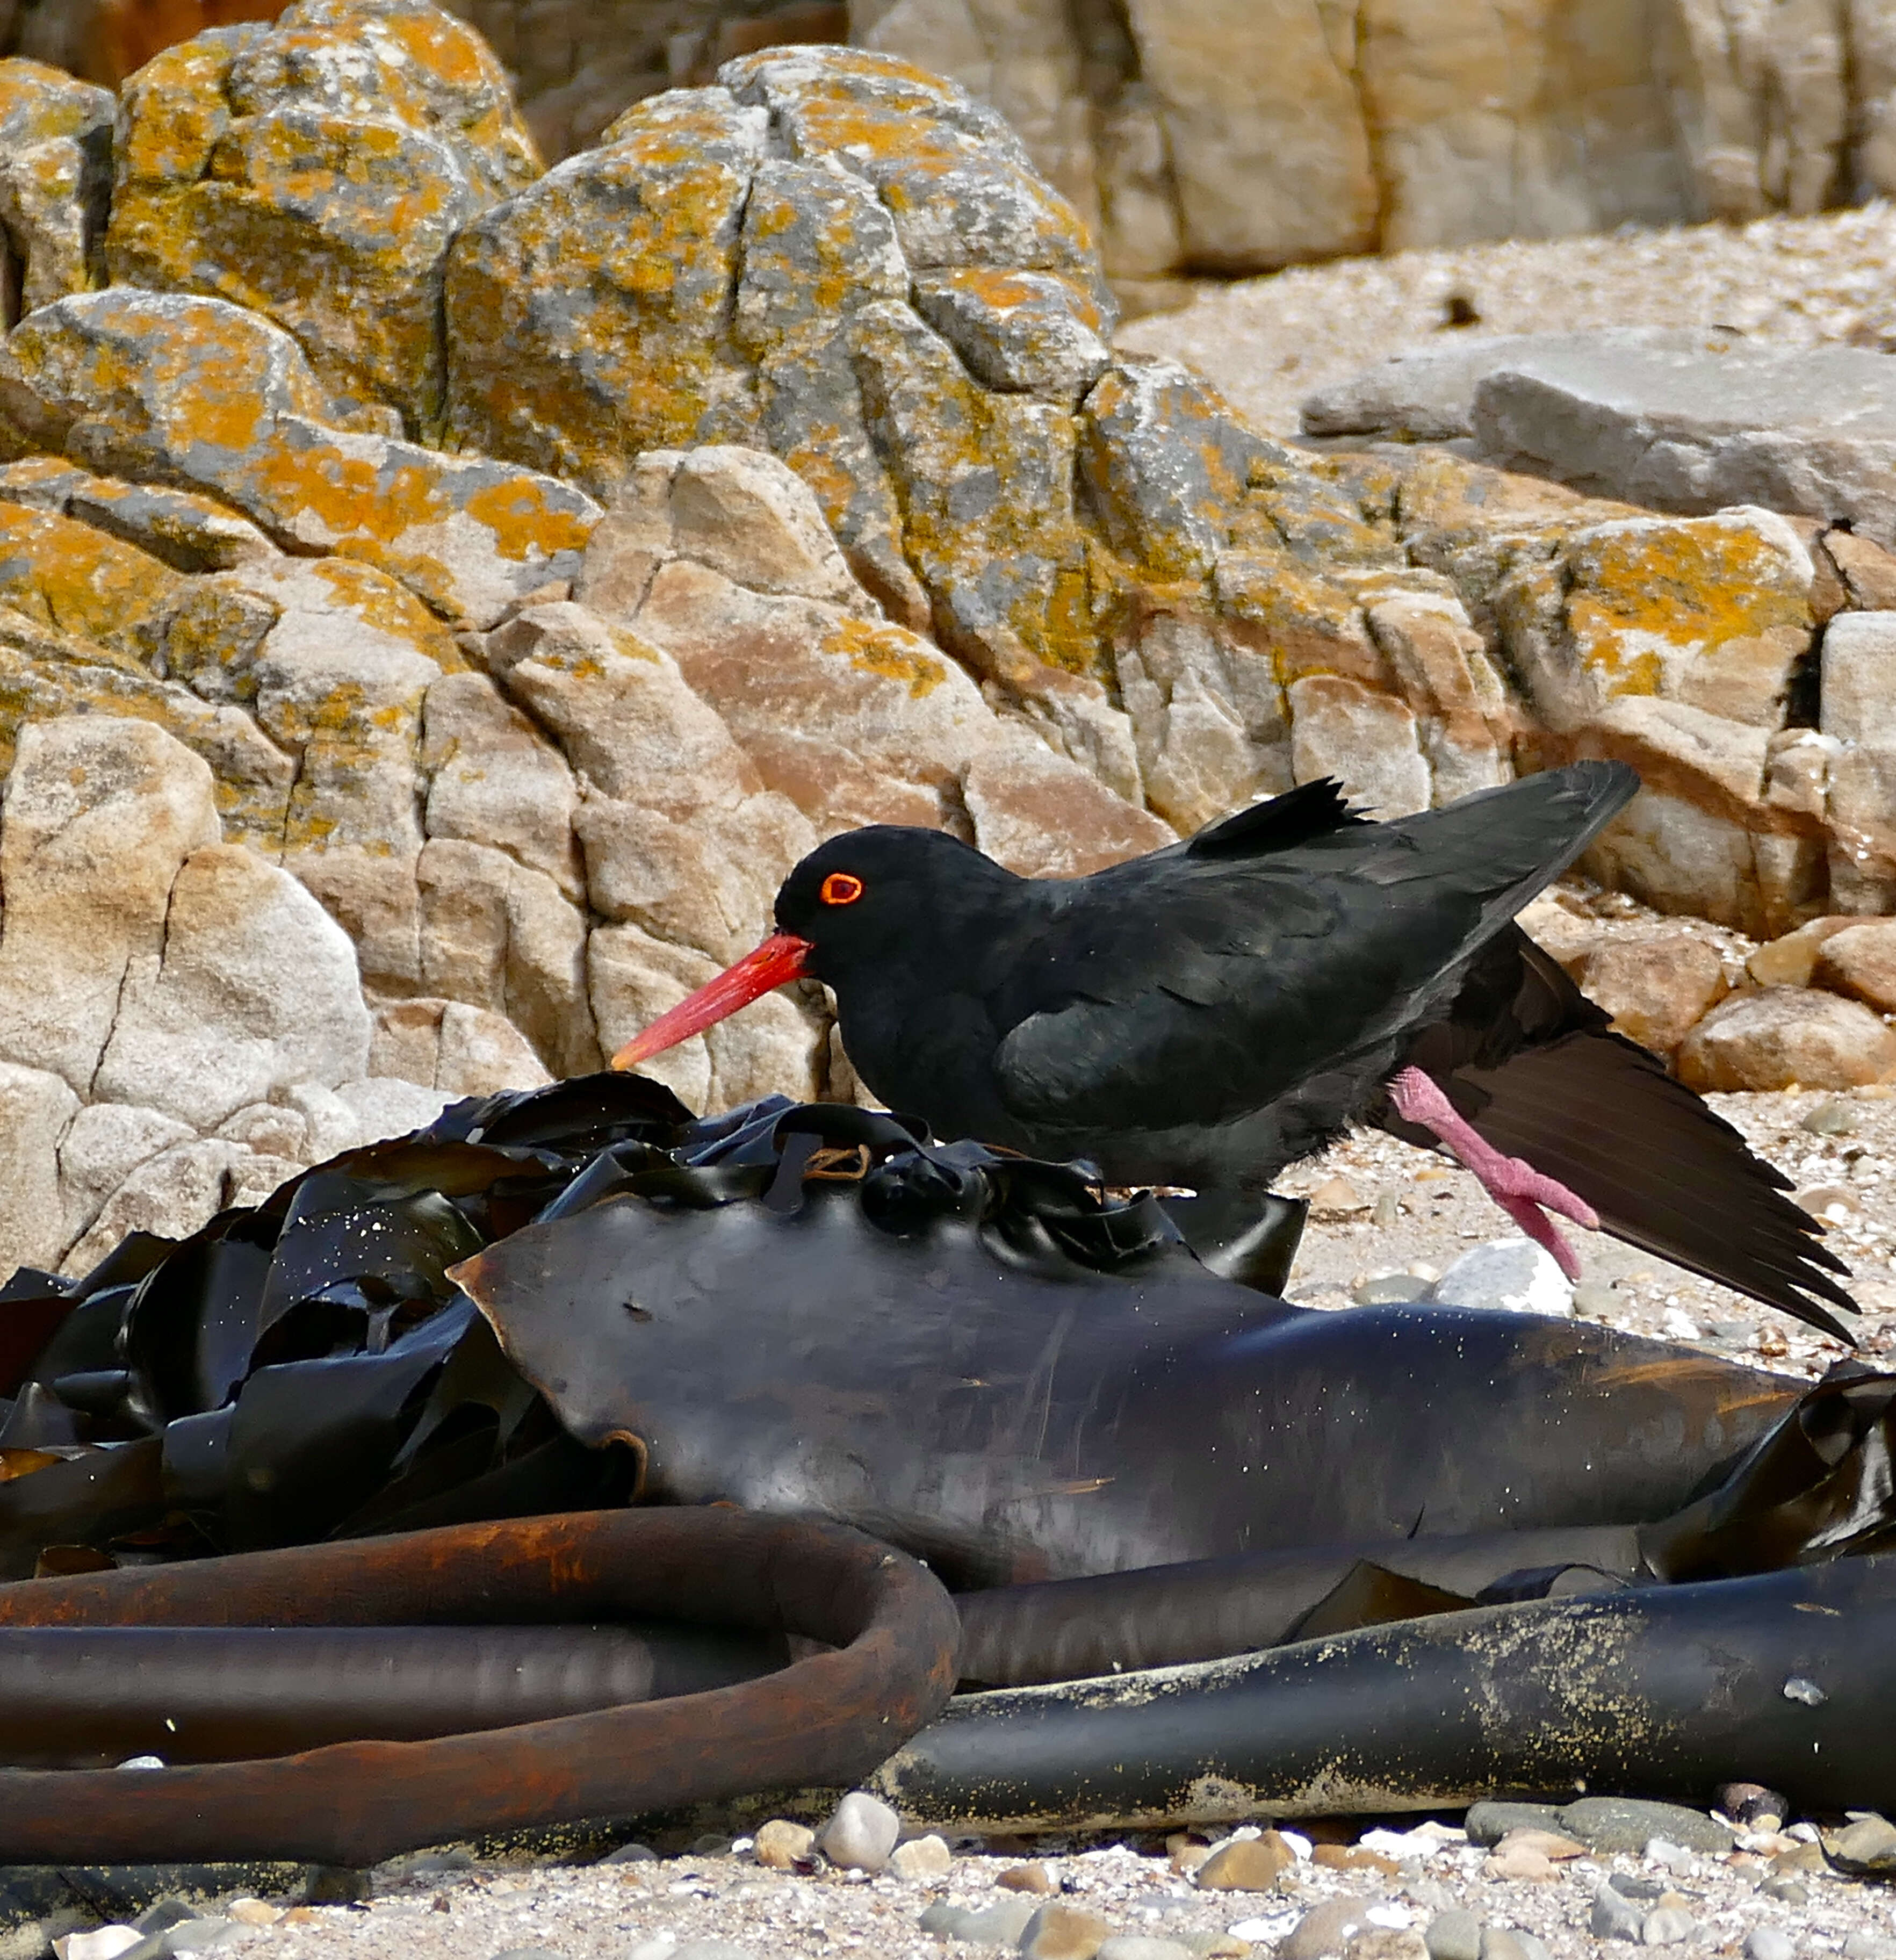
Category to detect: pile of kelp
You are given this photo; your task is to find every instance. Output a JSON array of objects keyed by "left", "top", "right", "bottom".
[{"left": 1, "top": 1073, "right": 1894, "bottom": 1864}]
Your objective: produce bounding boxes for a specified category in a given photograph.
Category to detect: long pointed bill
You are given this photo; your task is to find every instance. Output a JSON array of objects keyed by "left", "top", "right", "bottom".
[{"left": 610, "top": 931, "right": 815, "bottom": 1071}]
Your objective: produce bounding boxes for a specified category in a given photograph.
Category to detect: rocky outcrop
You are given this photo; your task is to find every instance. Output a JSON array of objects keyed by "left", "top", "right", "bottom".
[
  {"left": 18, "top": 0, "right": 1896, "bottom": 286},
  {"left": 4, "top": 9, "right": 1896, "bottom": 1231},
  {"left": 0, "top": 713, "right": 468, "bottom": 1278}
]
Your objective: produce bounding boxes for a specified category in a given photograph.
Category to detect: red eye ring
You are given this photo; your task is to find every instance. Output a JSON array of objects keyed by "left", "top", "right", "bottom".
[{"left": 819, "top": 871, "right": 865, "bottom": 906}]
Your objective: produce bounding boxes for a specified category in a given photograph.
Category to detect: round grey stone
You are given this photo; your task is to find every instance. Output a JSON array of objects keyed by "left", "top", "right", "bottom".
[
  {"left": 1640, "top": 1908, "right": 1699, "bottom": 1946},
  {"left": 1559, "top": 1797, "right": 1734, "bottom": 1855},
  {"left": 1425, "top": 1909, "right": 1482, "bottom": 1960},
  {"left": 920, "top": 1897, "right": 1039, "bottom": 1945},
  {"left": 1281, "top": 1897, "right": 1387, "bottom": 1960},
  {"left": 1591, "top": 1884, "right": 1647, "bottom": 1942},
  {"left": 817, "top": 1789, "right": 900, "bottom": 1872},
  {"left": 1464, "top": 1803, "right": 1563, "bottom": 1846},
  {"left": 1744, "top": 1930, "right": 1797, "bottom": 1960}
]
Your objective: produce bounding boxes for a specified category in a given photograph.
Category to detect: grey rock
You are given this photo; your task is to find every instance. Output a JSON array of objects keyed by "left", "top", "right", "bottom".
[
  {"left": 1640, "top": 1908, "right": 1699, "bottom": 1947},
  {"left": 1428, "top": 1240, "right": 1573, "bottom": 1316},
  {"left": 1609, "top": 1876, "right": 1669, "bottom": 1901},
  {"left": 1425, "top": 1909, "right": 1482, "bottom": 1960},
  {"left": 1831, "top": 1814, "right": 1896, "bottom": 1870},
  {"left": 161, "top": 1922, "right": 237, "bottom": 1954},
  {"left": 1559, "top": 1798, "right": 1734, "bottom": 1855},
  {"left": 1757, "top": 1877, "right": 1810, "bottom": 1905},
  {"left": 1481, "top": 1935, "right": 1551, "bottom": 1960},
  {"left": 817, "top": 1789, "right": 900, "bottom": 1872},
  {"left": 1280, "top": 1898, "right": 1388, "bottom": 1960},
  {"left": 1470, "top": 335, "right": 1896, "bottom": 546},
  {"left": 1591, "top": 1885, "right": 1648, "bottom": 1942},
  {"left": 1352, "top": 1273, "right": 1431, "bottom": 1305},
  {"left": 1464, "top": 1803, "right": 1563, "bottom": 1846},
  {"left": 920, "top": 1896, "right": 1040, "bottom": 1944},
  {"left": 1841, "top": 1935, "right": 1894, "bottom": 1960},
  {"left": 1301, "top": 330, "right": 1704, "bottom": 443},
  {"left": 1744, "top": 1931, "right": 1797, "bottom": 1960},
  {"left": 596, "top": 1842, "right": 657, "bottom": 1864}
]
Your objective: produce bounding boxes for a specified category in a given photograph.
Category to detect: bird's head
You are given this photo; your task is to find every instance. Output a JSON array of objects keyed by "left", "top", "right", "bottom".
[{"left": 610, "top": 825, "right": 998, "bottom": 1071}]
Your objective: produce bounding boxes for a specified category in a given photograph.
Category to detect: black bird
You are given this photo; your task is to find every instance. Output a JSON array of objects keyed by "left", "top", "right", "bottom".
[{"left": 616, "top": 761, "right": 1857, "bottom": 1342}]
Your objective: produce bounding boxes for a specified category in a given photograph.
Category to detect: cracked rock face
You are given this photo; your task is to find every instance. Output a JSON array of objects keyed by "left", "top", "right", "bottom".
[{"left": 4, "top": 9, "right": 1896, "bottom": 1259}]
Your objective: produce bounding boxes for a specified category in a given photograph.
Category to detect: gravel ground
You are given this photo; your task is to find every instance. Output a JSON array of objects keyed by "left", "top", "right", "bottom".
[
  {"left": 1114, "top": 203, "right": 1896, "bottom": 438},
  {"left": 93, "top": 1807, "right": 1896, "bottom": 1960}
]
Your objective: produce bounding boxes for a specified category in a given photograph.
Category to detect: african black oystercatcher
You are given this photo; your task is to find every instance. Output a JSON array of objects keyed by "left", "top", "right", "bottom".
[{"left": 615, "top": 762, "right": 1857, "bottom": 1341}]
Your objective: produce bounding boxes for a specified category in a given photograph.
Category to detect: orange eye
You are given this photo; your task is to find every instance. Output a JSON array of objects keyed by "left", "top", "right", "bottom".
[{"left": 819, "top": 871, "right": 865, "bottom": 906}]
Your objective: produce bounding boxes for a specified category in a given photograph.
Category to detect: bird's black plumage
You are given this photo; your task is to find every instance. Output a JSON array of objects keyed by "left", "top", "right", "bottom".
[{"left": 762, "top": 761, "right": 1855, "bottom": 1342}]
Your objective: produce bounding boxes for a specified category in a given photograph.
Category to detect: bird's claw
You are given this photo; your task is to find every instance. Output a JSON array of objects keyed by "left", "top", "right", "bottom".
[{"left": 1387, "top": 1065, "right": 1597, "bottom": 1281}]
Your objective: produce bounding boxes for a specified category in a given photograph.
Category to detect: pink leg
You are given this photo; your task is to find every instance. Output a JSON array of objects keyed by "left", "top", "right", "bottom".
[{"left": 1387, "top": 1065, "right": 1599, "bottom": 1282}]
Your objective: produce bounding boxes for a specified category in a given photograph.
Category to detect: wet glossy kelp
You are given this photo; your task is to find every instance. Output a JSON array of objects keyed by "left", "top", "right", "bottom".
[{"left": 0, "top": 1073, "right": 1891, "bottom": 1846}]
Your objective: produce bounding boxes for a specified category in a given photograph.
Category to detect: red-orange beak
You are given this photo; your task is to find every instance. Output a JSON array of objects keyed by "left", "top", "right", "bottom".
[{"left": 610, "top": 931, "right": 814, "bottom": 1070}]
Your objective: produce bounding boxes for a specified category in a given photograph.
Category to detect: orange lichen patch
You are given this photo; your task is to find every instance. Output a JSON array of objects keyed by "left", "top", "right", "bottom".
[
  {"left": 1564, "top": 516, "right": 1812, "bottom": 695},
  {"left": 0, "top": 503, "right": 183, "bottom": 658},
  {"left": 818, "top": 615, "right": 946, "bottom": 697},
  {"left": 112, "top": 32, "right": 251, "bottom": 186},
  {"left": 464, "top": 478, "right": 599, "bottom": 563},
  {"left": 243, "top": 429, "right": 452, "bottom": 543},
  {"left": 305, "top": 557, "right": 462, "bottom": 668},
  {"left": 443, "top": 106, "right": 758, "bottom": 494},
  {"left": 720, "top": 45, "right": 963, "bottom": 101},
  {"left": 934, "top": 265, "right": 1107, "bottom": 337}
]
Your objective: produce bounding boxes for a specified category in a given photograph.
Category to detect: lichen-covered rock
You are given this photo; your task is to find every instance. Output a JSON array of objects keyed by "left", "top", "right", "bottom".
[
  {"left": 0, "top": 289, "right": 600, "bottom": 626},
  {"left": 0, "top": 454, "right": 280, "bottom": 572},
  {"left": 106, "top": 0, "right": 542, "bottom": 431},
  {"left": 1505, "top": 510, "right": 1815, "bottom": 736},
  {"left": 0, "top": 61, "right": 113, "bottom": 331}
]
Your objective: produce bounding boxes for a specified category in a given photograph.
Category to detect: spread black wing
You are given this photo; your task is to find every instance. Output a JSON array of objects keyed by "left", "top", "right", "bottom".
[{"left": 1392, "top": 931, "right": 1858, "bottom": 1343}]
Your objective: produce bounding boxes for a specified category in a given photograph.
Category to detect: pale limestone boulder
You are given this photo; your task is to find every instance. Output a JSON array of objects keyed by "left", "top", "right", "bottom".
[
  {"left": 415, "top": 837, "right": 598, "bottom": 1075},
  {"left": 91, "top": 842, "right": 373, "bottom": 1132},
  {"left": 0, "top": 716, "right": 221, "bottom": 1097},
  {"left": 1365, "top": 590, "right": 1513, "bottom": 804},
  {"left": 1676, "top": 986, "right": 1896, "bottom": 1092},
  {"left": 483, "top": 602, "right": 756, "bottom": 815},
  {"left": 1287, "top": 675, "right": 1431, "bottom": 819},
  {"left": 1121, "top": 0, "right": 1376, "bottom": 269},
  {"left": 1574, "top": 936, "right": 1730, "bottom": 1056},
  {"left": 1747, "top": 914, "right": 1866, "bottom": 988},
  {"left": 62, "top": 1135, "right": 252, "bottom": 1277},
  {"left": 0, "top": 1061, "right": 81, "bottom": 1278},
  {"left": 1582, "top": 783, "right": 1788, "bottom": 941},
  {"left": 1820, "top": 611, "right": 1896, "bottom": 910},
  {"left": 1112, "top": 607, "right": 1291, "bottom": 834},
  {"left": 59, "top": 1101, "right": 198, "bottom": 1254},
  {"left": 961, "top": 742, "right": 1176, "bottom": 878},
  {"left": 367, "top": 997, "right": 551, "bottom": 1097},
  {"left": 0, "top": 61, "right": 113, "bottom": 327},
  {"left": 1812, "top": 920, "right": 1896, "bottom": 1013},
  {"left": 421, "top": 669, "right": 583, "bottom": 900},
  {"left": 334, "top": 1075, "right": 458, "bottom": 1142},
  {"left": 588, "top": 920, "right": 823, "bottom": 1113}
]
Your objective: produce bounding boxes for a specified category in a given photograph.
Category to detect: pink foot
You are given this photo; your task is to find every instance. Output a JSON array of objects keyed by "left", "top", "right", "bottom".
[{"left": 1387, "top": 1065, "right": 1599, "bottom": 1282}]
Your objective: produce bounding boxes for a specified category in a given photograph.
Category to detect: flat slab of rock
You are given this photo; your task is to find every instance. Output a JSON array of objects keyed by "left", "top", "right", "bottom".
[
  {"left": 1299, "top": 329, "right": 1705, "bottom": 443},
  {"left": 1470, "top": 333, "right": 1896, "bottom": 545}
]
